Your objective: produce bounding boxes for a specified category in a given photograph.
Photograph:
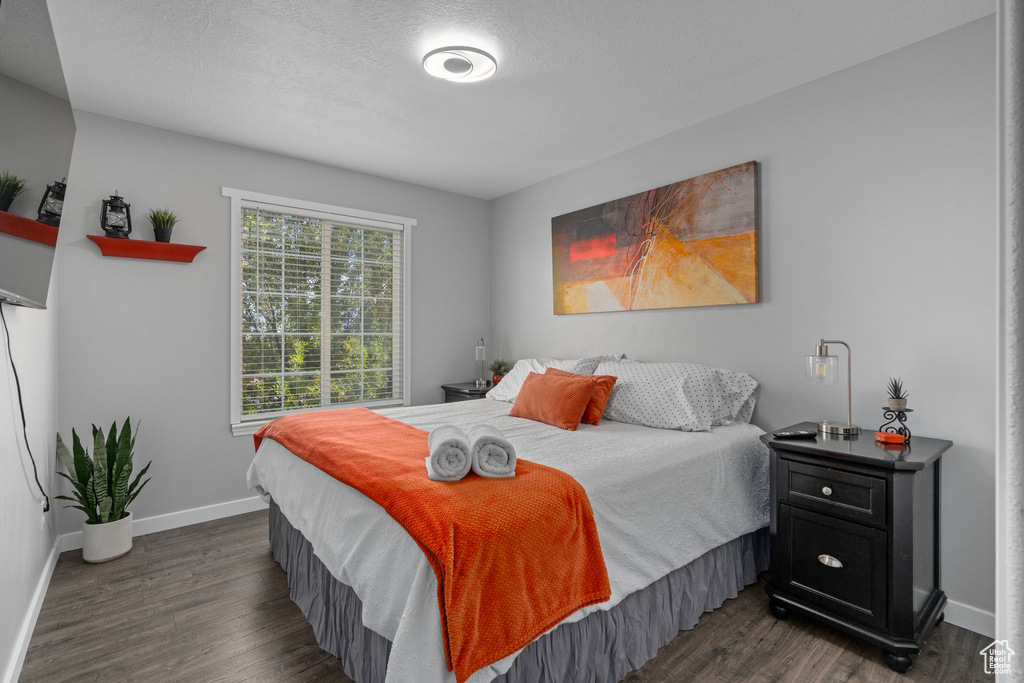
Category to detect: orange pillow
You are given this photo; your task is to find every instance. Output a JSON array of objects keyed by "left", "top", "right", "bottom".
[
  {"left": 545, "top": 367, "right": 618, "bottom": 425},
  {"left": 509, "top": 372, "right": 597, "bottom": 431}
]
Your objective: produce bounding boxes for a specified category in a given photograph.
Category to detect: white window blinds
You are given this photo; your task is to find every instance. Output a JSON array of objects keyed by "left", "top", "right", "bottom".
[{"left": 227, "top": 190, "right": 412, "bottom": 430}]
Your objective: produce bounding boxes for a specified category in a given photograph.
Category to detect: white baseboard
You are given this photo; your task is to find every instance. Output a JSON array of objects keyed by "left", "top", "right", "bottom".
[
  {"left": 945, "top": 598, "right": 996, "bottom": 639},
  {"left": 58, "top": 495, "right": 269, "bottom": 552},
  {"left": 3, "top": 539, "right": 59, "bottom": 683}
]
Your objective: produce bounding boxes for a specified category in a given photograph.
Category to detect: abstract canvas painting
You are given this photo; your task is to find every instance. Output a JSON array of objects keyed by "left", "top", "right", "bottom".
[{"left": 551, "top": 161, "right": 758, "bottom": 314}]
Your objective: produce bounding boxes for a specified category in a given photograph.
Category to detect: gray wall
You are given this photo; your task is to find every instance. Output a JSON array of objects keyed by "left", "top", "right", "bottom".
[
  {"left": 0, "top": 74, "right": 74, "bottom": 679},
  {"left": 489, "top": 18, "right": 996, "bottom": 625},
  {"left": 54, "top": 111, "right": 490, "bottom": 535}
]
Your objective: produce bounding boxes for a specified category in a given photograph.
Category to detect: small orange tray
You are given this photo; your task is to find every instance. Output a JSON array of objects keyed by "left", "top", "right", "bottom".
[{"left": 874, "top": 431, "right": 906, "bottom": 444}]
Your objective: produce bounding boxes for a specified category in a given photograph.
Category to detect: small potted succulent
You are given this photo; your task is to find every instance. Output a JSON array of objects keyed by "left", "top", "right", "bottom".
[
  {"left": 56, "top": 418, "right": 151, "bottom": 563},
  {"left": 0, "top": 169, "right": 28, "bottom": 212},
  {"left": 887, "top": 377, "right": 908, "bottom": 412},
  {"left": 147, "top": 208, "right": 179, "bottom": 243},
  {"left": 489, "top": 359, "right": 511, "bottom": 385}
]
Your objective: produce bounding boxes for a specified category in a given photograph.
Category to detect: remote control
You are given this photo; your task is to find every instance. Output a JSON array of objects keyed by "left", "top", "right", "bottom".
[{"left": 772, "top": 430, "right": 817, "bottom": 440}]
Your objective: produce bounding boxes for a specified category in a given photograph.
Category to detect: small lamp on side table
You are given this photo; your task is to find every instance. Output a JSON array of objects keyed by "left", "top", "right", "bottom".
[
  {"left": 806, "top": 338, "right": 860, "bottom": 436},
  {"left": 474, "top": 338, "right": 488, "bottom": 388}
]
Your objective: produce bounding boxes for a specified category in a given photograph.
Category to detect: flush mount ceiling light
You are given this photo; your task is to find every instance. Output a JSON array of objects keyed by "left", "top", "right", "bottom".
[{"left": 422, "top": 46, "right": 497, "bottom": 82}]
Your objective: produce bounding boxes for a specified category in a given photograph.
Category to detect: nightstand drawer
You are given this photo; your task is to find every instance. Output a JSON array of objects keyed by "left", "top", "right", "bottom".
[
  {"left": 445, "top": 391, "right": 480, "bottom": 403},
  {"left": 778, "top": 505, "right": 887, "bottom": 631},
  {"left": 780, "top": 459, "right": 886, "bottom": 526}
]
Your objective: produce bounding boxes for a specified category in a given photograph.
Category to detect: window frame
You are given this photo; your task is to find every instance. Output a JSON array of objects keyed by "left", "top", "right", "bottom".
[{"left": 223, "top": 187, "right": 414, "bottom": 436}]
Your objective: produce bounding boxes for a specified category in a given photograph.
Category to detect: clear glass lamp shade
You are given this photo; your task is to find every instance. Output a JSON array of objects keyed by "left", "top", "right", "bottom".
[
  {"left": 474, "top": 339, "right": 488, "bottom": 387},
  {"left": 806, "top": 354, "right": 838, "bottom": 384}
]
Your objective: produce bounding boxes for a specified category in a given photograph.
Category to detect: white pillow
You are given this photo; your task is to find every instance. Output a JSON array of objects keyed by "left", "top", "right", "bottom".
[
  {"left": 594, "top": 360, "right": 758, "bottom": 431},
  {"left": 568, "top": 354, "right": 624, "bottom": 374},
  {"left": 486, "top": 354, "right": 624, "bottom": 403},
  {"left": 486, "top": 359, "right": 553, "bottom": 402}
]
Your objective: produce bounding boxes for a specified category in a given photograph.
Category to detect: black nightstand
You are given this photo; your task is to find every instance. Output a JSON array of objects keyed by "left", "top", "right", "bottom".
[
  {"left": 762, "top": 422, "right": 952, "bottom": 673},
  {"left": 441, "top": 382, "right": 490, "bottom": 403}
]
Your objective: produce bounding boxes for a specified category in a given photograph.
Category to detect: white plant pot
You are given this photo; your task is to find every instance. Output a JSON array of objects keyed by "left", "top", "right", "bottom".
[
  {"left": 888, "top": 398, "right": 908, "bottom": 412},
  {"left": 82, "top": 511, "right": 133, "bottom": 563}
]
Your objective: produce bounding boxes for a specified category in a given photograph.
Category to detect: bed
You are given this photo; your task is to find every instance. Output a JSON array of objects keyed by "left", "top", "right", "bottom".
[{"left": 246, "top": 360, "right": 770, "bottom": 683}]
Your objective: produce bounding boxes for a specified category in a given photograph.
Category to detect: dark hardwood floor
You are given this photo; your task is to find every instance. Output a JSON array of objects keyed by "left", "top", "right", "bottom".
[{"left": 21, "top": 510, "right": 992, "bottom": 682}]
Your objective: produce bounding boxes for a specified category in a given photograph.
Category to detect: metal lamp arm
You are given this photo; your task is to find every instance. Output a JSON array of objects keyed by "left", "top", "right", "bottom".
[{"left": 821, "top": 339, "right": 852, "bottom": 429}]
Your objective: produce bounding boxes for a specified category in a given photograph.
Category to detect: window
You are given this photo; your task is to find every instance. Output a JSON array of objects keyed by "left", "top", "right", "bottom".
[{"left": 224, "top": 188, "right": 414, "bottom": 435}]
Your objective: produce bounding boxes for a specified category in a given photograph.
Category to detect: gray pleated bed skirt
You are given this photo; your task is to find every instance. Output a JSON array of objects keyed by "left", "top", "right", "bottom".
[{"left": 268, "top": 500, "right": 769, "bottom": 683}]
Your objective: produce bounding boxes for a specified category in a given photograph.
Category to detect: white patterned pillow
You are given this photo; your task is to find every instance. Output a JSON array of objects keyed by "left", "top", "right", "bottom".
[
  {"left": 595, "top": 360, "right": 758, "bottom": 431},
  {"left": 486, "top": 355, "right": 624, "bottom": 403},
  {"left": 567, "top": 354, "right": 624, "bottom": 374}
]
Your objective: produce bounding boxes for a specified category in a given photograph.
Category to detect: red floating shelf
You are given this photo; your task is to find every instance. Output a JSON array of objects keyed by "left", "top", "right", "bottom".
[
  {"left": 87, "top": 235, "right": 206, "bottom": 263},
  {"left": 0, "top": 209, "right": 58, "bottom": 247}
]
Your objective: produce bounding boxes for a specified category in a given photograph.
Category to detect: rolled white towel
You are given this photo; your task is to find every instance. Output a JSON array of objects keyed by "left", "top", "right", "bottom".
[
  {"left": 467, "top": 424, "right": 517, "bottom": 478},
  {"left": 426, "top": 424, "right": 472, "bottom": 481}
]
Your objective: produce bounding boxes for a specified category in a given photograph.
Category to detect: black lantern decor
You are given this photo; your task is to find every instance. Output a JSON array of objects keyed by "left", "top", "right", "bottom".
[
  {"left": 100, "top": 192, "right": 132, "bottom": 238},
  {"left": 36, "top": 177, "right": 66, "bottom": 227}
]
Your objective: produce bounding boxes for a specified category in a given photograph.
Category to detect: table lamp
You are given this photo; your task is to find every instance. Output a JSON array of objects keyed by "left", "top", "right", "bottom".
[
  {"left": 806, "top": 338, "right": 860, "bottom": 435},
  {"left": 474, "top": 338, "right": 488, "bottom": 388}
]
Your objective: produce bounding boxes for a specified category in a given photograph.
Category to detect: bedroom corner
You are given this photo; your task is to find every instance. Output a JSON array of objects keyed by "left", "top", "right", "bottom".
[{"left": 0, "top": 1, "right": 75, "bottom": 679}]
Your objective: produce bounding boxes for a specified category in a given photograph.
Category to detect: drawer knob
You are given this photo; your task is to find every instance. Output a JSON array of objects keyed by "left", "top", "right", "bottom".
[
  {"left": 821, "top": 486, "right": 833, "bottom": 496},
  {"left": 818, "top": 554, "right": 843, "bottom": 569}
]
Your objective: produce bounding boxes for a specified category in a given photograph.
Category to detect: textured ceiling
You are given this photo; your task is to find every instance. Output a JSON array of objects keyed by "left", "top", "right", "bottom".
[
  {"left": 34, "top": 0, "right": 995, "bottom": 199},
  {"left": 0, "top": 0, "right": 67, "bottom": 99}
]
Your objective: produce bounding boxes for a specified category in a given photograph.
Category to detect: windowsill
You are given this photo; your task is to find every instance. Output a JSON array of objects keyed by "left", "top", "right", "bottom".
[{"left": 232, "top": 400, "right": 407, "bottom": 437}]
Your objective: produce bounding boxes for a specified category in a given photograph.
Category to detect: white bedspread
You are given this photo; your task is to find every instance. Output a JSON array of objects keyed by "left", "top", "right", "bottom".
[{"left": 246, "top": 399, "right": 769, "bottom": 683}]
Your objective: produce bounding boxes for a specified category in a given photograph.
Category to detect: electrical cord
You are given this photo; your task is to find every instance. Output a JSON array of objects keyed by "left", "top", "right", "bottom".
[{"left": 0, "top": 302, "right": 50, "bottom": 512}]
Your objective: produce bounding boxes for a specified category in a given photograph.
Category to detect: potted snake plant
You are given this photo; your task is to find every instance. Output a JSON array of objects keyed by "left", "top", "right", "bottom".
[{"left": 56, "top": 418, "right": 151, "bottom": 563}]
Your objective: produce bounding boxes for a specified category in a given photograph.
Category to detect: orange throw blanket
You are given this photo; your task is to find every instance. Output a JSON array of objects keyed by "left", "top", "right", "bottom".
[{"left": 254, "top": 408, "right": 610, "bottom": 682}]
